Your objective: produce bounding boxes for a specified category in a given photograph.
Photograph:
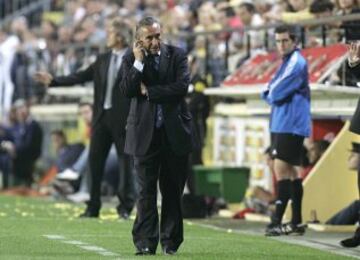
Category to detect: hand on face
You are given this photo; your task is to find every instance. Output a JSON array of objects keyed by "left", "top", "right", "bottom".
[
  {"left": 136, "top": 23, "right": 161, "bottom": 57},
  {"left": 133, "top": 40, "right": 145, "bottom": 61}
]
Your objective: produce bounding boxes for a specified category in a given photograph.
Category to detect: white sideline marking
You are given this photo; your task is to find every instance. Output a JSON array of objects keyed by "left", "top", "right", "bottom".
[
  {"left": 99, "top": 251, "right": 119, "bottom": 256},
  {"left": 43, "top": 234, "right": 120, "bottom": 257},
  {"left": 79, "top": 245, "right": 110, "bottom": 251},
  {"left": 63, "top": 240, "right": 87, "bottom": 245},
  {"left": 43, "top": 235, "right": 65, "bottom": 240}
]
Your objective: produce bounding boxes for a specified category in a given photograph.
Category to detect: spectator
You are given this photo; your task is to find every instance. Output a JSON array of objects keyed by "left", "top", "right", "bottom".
[
  {"left": 0, "top": 21, "right": 20, "bottom": 116},
  {"left": 300, "top": 139, "right": 330, "bottom": 179},
  {"left": 264, "top": 0, "right": 314, "bottom": 23},
  {"left": 235, "top": 2, "right": 265, "bottom": 50},
  {"left": 2, "top": 99, "right": 43, "bottom": 187},
  {"left": 50, "top": 130, "right": 84, "bottom": 173},
  {"left": 57, "top": 102, "right": 123, "bottom": 203},
  {"left": 308, "top": 0, "right": 336, "bottom": 47},
  {"left": 310, "top": 0, "right": 335, "bottom": 18},
  {"left": 0, "top": 106, "right": 17, "bottom": 188},
  {"left": 336, "top": 0, "right": 360, "bottom": 41},
  {"left": 236, "top": 147, "right": 277, "bottom": 218}
]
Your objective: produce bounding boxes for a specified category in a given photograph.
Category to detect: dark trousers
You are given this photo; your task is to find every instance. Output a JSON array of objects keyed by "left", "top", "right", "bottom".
[
  {"left": 0, "top": 154, "right": 11, "bottom": 188},
  {"left": 132, "top": 127, "right": 188, "bottom": 252},
  {"left": 326, "top": 200, "right": 360, "bottom": 225},
  {"left": 88, "top": 110, "right": 136, "bottom": 213},
  {"left": 12, "top": 159, "right": 34, "bottom": 187}
]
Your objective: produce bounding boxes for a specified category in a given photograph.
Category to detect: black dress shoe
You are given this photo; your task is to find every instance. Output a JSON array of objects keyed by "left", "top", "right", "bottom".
[
  {"left": 340, "top": 236, "right": 360, "bottom": 247},
  {"left": 340, "top": 227, "right": 360, "bottom": 248},
  {"left": 135, "top": 247, "right": 155, "bottom": 255},
  {"left": 79, "top": 208, "right": 99, "bottom": 218},
  {"left": 163, "top": 247, "right": 177, "bottom": 255},
  {"left": 116, "top": 205, "right": 131, "bottom": 220}
]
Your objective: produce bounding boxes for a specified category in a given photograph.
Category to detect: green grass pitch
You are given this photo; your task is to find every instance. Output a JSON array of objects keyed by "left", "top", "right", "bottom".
[{"left": 0, "top": 195, "right": 353, "bottom": 259}]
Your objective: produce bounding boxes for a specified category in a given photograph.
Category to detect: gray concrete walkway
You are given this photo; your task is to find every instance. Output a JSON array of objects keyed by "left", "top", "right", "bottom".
[{"left": 192, "top": 218, "right": 360, "bottom": 259}]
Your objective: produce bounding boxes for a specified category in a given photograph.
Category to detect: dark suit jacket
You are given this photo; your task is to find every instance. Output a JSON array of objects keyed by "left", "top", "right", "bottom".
[
  {"left": 120, "top": 44, "right": 194, "bottom": 156},
  {"left": 50, "top": 51, "right": 130, "bottom": 137},
  {"left": 348, "top": 63, "right": 360, "bottom": 134},
  {"left": 13, "top": 119, "right": 43, "bottom": 178}
]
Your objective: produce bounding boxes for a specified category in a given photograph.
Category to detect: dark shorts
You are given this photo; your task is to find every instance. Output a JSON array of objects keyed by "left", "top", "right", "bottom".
[{"left": 270, "top": 133, "right": 305, "bottom": 166}]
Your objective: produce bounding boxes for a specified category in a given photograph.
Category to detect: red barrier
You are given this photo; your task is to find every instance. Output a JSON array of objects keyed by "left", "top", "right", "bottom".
[{"left": 223, "top": 44, "right": 348, "bottom": 86}]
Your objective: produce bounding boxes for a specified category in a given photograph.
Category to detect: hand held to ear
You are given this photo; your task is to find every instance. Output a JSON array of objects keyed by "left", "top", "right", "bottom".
[{"left": 133, "top": 40, "right": 145, "bottom": 62}]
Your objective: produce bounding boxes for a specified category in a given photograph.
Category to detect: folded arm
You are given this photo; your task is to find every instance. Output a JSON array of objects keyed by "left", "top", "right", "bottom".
[
  {"left": 146, "top": 53, "right": 190, "bottom": 104},
  {"left": 119, "top": 57, "right": 143, "bottom": 98},
  {"left": 264, "top": 61, "right": 305, "bottom": 105}
]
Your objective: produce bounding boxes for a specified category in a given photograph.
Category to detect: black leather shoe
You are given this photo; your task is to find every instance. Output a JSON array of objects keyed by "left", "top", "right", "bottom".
[
  {"left": 340, "top": 236, "right": 360, "bottom": 248},
  {"left": 340, "top": 227, "right": 360, "bottom": 248},
  {"left": 135, "top": 247, "right": 155, "bottom": 255},
  {"left": 79, "top": 208, "right": 99, "bottom": 218},
  {"left": 116, "top": 205, "right": 131, "bottom": 220}
]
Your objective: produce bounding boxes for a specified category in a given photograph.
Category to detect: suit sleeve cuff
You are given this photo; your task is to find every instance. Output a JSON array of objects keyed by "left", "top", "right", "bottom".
[{"left": 134, "top": 60, "right": 144, "bottom": 72}]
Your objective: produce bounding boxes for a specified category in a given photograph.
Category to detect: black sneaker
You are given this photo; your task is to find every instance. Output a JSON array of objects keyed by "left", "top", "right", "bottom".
[
  {"left": 265, "top": 224, "right": 284, "bottom": 236},
  {"left": 282, "top": 223, "right": 307, "bottom": 236}
]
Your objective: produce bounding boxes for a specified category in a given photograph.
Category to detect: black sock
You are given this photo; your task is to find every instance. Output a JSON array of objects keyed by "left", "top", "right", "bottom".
[
  {"left": 291, "top": 179, "right": 303, "bottom": 225},
  {"left": 272, "top": 179, "right": 291, "bottom": 225}
]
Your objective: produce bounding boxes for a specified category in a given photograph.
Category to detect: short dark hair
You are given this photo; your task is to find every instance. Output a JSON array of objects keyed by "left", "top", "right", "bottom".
[
  {"left": 239, "top": 3, "right": 256, "bottom": 14},
  {"left": 135, "top": 16, "right": 160, "bottom": 39},
  {"left": 275, "top": 25, "right": 297, "bottom": 41},
  {"left": 310, "top": 0, "right": 334, "bottom": 14}
]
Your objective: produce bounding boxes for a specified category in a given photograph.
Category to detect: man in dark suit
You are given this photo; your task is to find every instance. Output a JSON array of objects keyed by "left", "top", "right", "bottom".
[
  {"left": 340, "top": 41, "right": 360, "bottom": 248},
  {"left": 120, "top": 16, "right": 194, "bottom": 255},
  {"left": 34, "top": 18, "right": 136, "bottom": 219}
]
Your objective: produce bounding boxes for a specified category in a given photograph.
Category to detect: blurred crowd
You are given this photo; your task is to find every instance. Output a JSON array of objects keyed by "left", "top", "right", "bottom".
[
  {"left": 0, "top": 0, "right": 360, "bottom": 197},
  {"left": 0, "top": 0, "right": 359, "bottom": 116}
]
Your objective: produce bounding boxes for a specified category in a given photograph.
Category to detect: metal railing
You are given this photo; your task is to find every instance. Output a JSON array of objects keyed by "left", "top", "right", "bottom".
[{"left": 48, "top": 13, "right": 360, "bottom": 80}]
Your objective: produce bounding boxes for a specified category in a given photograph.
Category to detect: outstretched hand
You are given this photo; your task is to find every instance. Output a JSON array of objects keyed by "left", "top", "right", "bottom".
[{"left": 33, "top": 71, "right": 53, "bottom": 86}]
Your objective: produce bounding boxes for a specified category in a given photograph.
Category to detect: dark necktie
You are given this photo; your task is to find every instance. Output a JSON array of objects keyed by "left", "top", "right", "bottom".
[{"left": 150, "top": 55, "right": 163, "bottom": 128}]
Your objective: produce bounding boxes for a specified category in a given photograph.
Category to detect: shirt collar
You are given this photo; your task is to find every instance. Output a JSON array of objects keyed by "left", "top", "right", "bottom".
[
  {"left": 283, "top": 47, "right": 299, "bottom": 60},
  {"left": 112, "top": 48, "right": 126, "bottom": 57}
]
